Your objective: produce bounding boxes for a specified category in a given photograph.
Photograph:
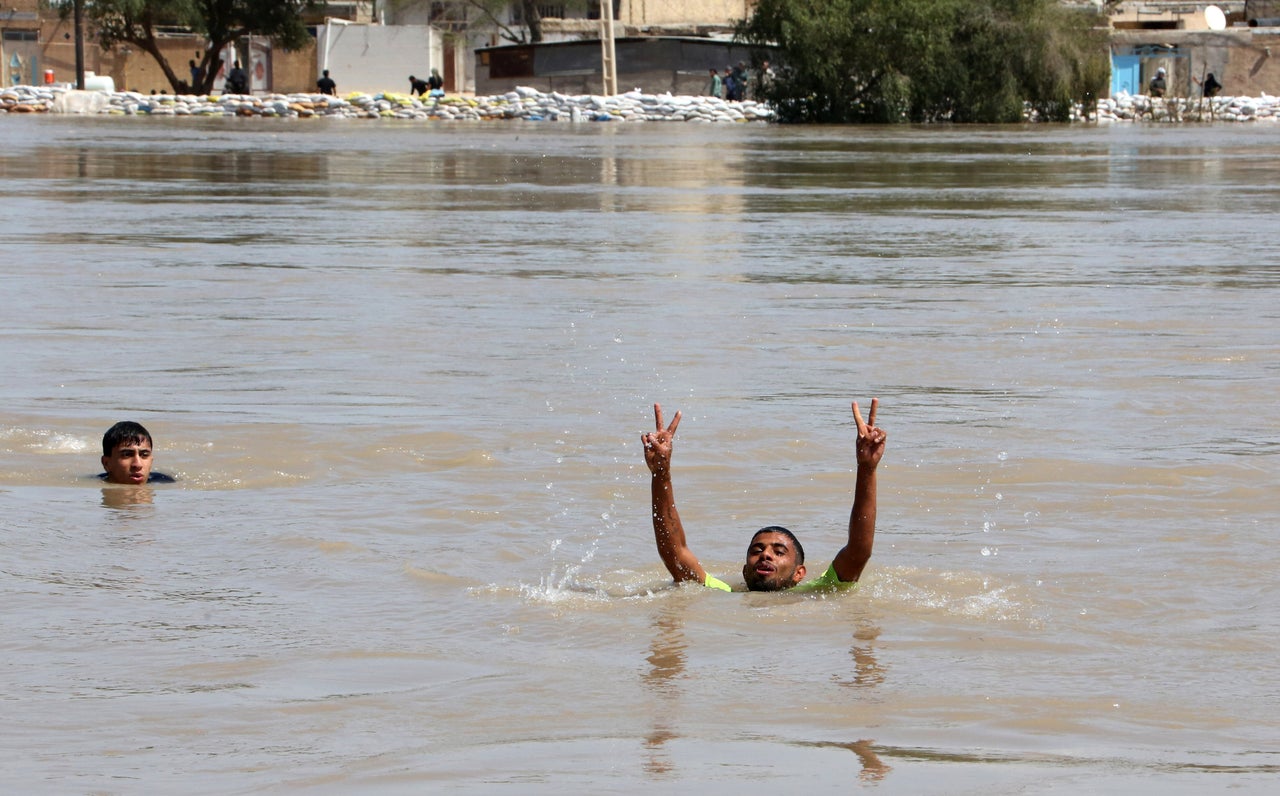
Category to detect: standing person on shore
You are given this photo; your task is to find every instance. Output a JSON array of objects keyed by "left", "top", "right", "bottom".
[
  {"left": 316, "top": 69, "right": 337, "bottom": 96},
  {"left": 707, "top": 68, "right": 723, "bottom": 99},
  {"left": 641, "top": 400, "right": 886, "bottom": 592},
  {"left": 1149, "top": 67, "right": 1167, "bottom": 98},
  {"left": 733, "top": 61, "right": 750, "bottom": 100},
  {"left": 226, "top": 62, "right": 249, "bottom": 95},
  {"left": 1195, "top": 72, "right": 1222, "bottom": 98},
  {"left": 723, "top": 66, "right": 737, "bottom": 102},
  {"left": 758, "top": 59, "right": 776, "bottom": 97}
]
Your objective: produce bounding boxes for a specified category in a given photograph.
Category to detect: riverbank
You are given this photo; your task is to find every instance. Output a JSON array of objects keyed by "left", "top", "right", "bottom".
[
  {"left": 1062, "top": 92, "right": 1279, "bottom": 123},
  {"left": 1, "top": 84, "right": 776, "bottom": 123},
  {"left": 3, "top": 83, "right": 1277, "bottom": 123}
]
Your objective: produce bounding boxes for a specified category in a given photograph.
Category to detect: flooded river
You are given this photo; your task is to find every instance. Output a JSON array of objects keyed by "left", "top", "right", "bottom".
[{"left": 1, "top": 116, "right": 1277, "bottom": 793}]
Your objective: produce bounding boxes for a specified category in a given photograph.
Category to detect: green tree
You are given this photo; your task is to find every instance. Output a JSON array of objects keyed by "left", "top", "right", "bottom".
[
  {"left": 738, "top": 0, "right": 1109, "bottom": 123},
  {"left": 55, "top": 0, "right": 315, "bottom": 94}
]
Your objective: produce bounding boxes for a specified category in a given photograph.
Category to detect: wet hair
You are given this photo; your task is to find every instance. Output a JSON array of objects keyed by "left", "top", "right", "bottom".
[
  {"left": 102, "top": 421, "right": 153, "bottom": 456},
  {"left": 751, "top": 525, "right": 805, "bottom": 565}
]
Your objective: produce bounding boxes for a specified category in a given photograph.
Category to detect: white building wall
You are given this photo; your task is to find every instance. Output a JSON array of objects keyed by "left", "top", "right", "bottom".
[{"left": 316, "top": 23, "right": 442, "bottom": 94}]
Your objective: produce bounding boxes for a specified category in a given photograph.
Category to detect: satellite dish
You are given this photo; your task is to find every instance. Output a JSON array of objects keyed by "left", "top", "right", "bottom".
[{"left": 1205, "top": 5, "right": 1227, "bottom": 30}]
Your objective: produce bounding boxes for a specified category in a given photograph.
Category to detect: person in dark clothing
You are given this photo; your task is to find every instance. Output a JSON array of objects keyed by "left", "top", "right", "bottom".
[
  {"left": 1198, "top": 72, "right": 1222, "bottom": 98},
  {"left": 226, "top": 62, "right": 249, "bottom": 95},
  {"left": 189, "top": 60, "right": 203, "bottom": 92},
  {"left": 316, "top": 69, "right": 337, "bottom": 96},
  {"left": 723, "top": 66, "right": 737, "bottom": 102},
  {"left": 733, "top": 61, "right": 750, "bottom": 100},
  {"left": 409, "top": 75, "right": 429, "bottom": 97}
]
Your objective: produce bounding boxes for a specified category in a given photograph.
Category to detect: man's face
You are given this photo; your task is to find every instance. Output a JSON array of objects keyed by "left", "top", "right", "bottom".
[
  {"left": 742, "top": 531, "right": 806, "bottom": 592},
  {"left": 101, "top": 439, "right": 154, "bottom": 485}
]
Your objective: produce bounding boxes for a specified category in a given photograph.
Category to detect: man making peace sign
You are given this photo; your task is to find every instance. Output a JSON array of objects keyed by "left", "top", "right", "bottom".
[{"left": 642, "top": 400, "right": 886, "bottom": 592}]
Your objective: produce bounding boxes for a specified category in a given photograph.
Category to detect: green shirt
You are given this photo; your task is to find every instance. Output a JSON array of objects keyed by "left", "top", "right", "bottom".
[{"left": 703, "top": 563, "right": 857, "bottom": 593}]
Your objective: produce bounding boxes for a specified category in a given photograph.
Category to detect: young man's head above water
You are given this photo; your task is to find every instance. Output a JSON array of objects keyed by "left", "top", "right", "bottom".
[
  {"left": 99, "top": 420, "right": 176, "bottom": 485},
  {"left": 742, "top": 525, "right": 807, "bottom": 591},
  {"left": 642, "top": 400, "right": 886, "bottom": 593},
  {"left": 100, "top": 421, "right": 156, "bottom": 485}
]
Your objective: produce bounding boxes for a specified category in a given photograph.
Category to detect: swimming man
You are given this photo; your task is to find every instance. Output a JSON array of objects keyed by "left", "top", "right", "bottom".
[
  {"left": 99, "top": 421, "right": 176, "bottom": 485},
  {"left": 642, "top": 400, "right": 885, "bottom": 592}
]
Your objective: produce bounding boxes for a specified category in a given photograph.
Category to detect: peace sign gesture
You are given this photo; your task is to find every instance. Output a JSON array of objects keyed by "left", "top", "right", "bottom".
[
  {"left": 852, "top": 399, "right": 886, "bottom": 469},
  {"left": 642, "top": 403, "right": 682, "bottom": 475}
]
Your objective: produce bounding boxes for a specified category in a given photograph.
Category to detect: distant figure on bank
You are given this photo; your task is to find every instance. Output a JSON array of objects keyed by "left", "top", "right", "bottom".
[
  {"left": 1149, "top": 67, "right": 1167, "bottom": 98},
  {"left": 642, "top": 400, "right": 886, "bottom": 592},
  {"left": 758, "top": 59, "right": 776, "bottom": 96},
  {"left": 733, "top": 61, "right": 750, "bottom": 100},
  {"left": 708, "top": 67, "right": 723, "bottom": 99},
  {"left": 723, "top": 66, "right": 737, "bottom": 103},
  {"left": 99, "top": 421, "right": 176, "bottom": 485},
  {"left": 1196, "top": 72, "right": 1222, "bottom": 98},
  {"left": 427, "top": 68, "right": 445, "bottom": 97},
  {"left": 316, "top": 69, "right": 337, "bottom": 96},
  {"left": 226, "top": 61, "right": 249, "bottom": 95},
  {"left": 189, "top": 60, "right": 203, "bottom": 92},
  {"left": 408, "top": 75, "right": 429, "bottom": 97}
]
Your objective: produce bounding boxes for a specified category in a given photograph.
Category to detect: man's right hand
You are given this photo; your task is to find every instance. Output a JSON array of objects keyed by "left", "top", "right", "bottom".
[
  {"left": 853, "top": 399, "right": 886, "bottom": 469},
  {"left": 642, "top": 403, "right": 681, "bottom": 475}
]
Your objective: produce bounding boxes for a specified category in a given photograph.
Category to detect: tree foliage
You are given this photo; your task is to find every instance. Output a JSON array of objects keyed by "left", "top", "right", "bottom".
[
  {"left": 56, "top": 0, "right": 315, "bottom": 94},
  {"left": 437, "top": 0, "right": 544, "bottom": 44},
  {"left": 738, "top": 0, "right": 1110, "bottom": 123}
]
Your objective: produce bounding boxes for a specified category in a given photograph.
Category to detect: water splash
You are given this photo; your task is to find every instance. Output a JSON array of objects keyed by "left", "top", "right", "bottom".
[{"left": 862, "top": 566, "right": 1040, "bottom": 626}]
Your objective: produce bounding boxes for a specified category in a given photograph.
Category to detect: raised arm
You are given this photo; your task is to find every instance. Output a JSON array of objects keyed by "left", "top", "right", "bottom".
[
  {"left": 831, "top": 399, "right": 887, "bottom": 583},
  {"left": 643, "top": 403, "right": 706, "bottom": 585}
]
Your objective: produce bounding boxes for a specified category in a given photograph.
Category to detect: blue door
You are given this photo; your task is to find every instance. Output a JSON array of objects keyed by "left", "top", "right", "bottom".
[{"left": 1111, "top": 55, "right": 1141, "bottom": 97}]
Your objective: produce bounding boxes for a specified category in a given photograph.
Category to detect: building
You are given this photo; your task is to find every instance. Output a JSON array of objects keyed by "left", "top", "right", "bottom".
[
  {"left": 1107, "top": 1, "right": 1280, "bottom": 97},
  {"left": 5, "top": 1, "right": 1280, "bottom": 101},
  {"left": 2, "top": 0, "right": 53, "bottom": 87},
  {"left": 475, "top": 35, "right": 767, "bottom": 96}
]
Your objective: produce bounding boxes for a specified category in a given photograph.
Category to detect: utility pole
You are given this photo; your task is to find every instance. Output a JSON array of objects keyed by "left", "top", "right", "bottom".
[
  {"left": 600, "top": 0, "right": 617, "bottom": 96},
  {"left": 74, "top": 0, "right": 85, "bottom": 89}
]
